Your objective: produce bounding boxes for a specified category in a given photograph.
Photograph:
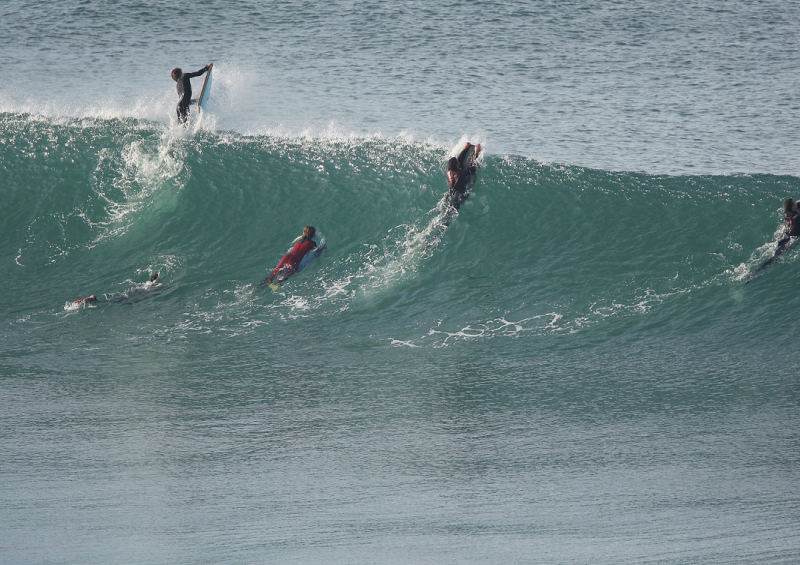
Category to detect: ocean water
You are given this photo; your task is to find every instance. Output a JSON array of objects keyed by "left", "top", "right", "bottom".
[{"left": 1, "top": 1, "right": 799, "bottom": 564}]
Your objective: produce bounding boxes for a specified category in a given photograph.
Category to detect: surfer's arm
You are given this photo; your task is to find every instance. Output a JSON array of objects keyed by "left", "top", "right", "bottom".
[
  {"left": 446, "top": 170, "right": 457, "bottom": 189},
  {"left": 185, "top": 65, "right": 210, "bottom": 79}
]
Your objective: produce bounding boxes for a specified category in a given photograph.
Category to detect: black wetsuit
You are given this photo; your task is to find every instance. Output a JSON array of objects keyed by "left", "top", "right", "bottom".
[
  {"left": 784, "top": 209, "right": 800, "bottom": 238},
  {"left": 446, "top": 147, "right": 477, "bottom": 210},
  {"left": 775, "top": 208, "right": 800, "bottom": 250},
  {"left": 745, "top": 210, "right": 800, "bottom": 284},
  {"left": 175, "top": 66, "right": 210, "bottom": 123},
  {"left": 747, "top": 207, "right": 800, "bottom": 282}
]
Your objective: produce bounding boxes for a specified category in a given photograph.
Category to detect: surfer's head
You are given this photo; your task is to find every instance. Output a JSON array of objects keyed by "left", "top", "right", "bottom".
[
  {"left": 447, "top": 157, "right": 459, "bottom": 171},
  {"left": 171, "top": 68, "right": 182, "bottom": 81},
  {"left": 303, "top": 226, "right": 316, "bottom": 239},
  {"left": 784, "top": 198, "right": 796, "bottom": 212},
  {"left": 150, "top": 273, "right": 159, "bottom": 282}
]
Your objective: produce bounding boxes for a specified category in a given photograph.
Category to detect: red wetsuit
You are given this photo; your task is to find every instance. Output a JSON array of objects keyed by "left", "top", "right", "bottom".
[{"left": 268, "top": 238, "right": 317, "bottom": 281}]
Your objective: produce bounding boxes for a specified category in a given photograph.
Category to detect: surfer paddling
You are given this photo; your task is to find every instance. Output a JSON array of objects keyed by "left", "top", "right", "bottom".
[
  {"left": 746, "top": 198, "right": 800, "bottom": 283},
  {"left": 783, "top": 198, "right": 800, "bottom": 236},
  {"left": 446, "top": 142, "right": 481, "bottom": 210},
  {"left": 259, "top": 226, "right": 321, "bottom": 288},
  {"left": 171, "top": 63, "right": 212, "bottom": 124},
  {"left": 73, "top": 295, "right": 98, "bottom": 306},
  {"left": 70, "top": 273, "right": 161, "bottom": 306}
]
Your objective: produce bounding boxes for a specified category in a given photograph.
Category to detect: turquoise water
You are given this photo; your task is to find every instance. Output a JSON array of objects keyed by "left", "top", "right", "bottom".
[{"left": 2, "top": 1, "right": 799, "bottom": 563}]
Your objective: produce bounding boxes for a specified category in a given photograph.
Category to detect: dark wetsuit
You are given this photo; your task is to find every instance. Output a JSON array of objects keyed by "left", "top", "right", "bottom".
[
  {"left": 784, "top": 209, "right": 800, "bottom": 238},
  {"left": 268, "top": 238, "right": 317, "bottom": 281},
  {"left": 175, "top": 66, "right": 210, "bottom": 123},
  {"left": 747, "top": 206, "right": 800, "bottom": 282},
  {"left": 446, "top": 146, "right": 478, "bottom": 210},
  {"left": 775, "top": 208, "right": 800, "bottom": 250}
]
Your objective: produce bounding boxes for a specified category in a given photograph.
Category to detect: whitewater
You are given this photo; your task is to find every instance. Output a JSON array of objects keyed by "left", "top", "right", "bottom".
[{"left": 2, "top": 1, "right": 799, "bottom": 564}]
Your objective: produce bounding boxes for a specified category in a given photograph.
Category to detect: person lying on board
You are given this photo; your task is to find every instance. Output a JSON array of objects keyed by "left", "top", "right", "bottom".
[
  {"left": 446, "top": 142, "right": 481, "bottom": 208},
  {"left": 171, "top": 63, "right": 212, "bottom": 123},
  {"left": 783, "top": 198, "right": 800, "bottom": 236},
  {"left": 773, "top": 198, "right": 800, "bottom": 254},
  {"left": 266, "top": 226, "right": 319, "bottom": 283},
  {"left": 71, "top": 273, "right": 160, "bottom": 305},
  {"left": 745, "top": 198, "right": 800, "bottom": 283}
]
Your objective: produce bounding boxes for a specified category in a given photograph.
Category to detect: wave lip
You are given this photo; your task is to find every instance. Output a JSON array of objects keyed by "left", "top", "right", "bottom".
[{"left": 2, "top": 113, "right": 798, "bottom": 345}]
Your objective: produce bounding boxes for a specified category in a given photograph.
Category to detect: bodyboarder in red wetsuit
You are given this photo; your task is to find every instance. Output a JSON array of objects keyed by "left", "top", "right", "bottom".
[{"left": 267, "top": 226, "right": 318, "bottom": 282}]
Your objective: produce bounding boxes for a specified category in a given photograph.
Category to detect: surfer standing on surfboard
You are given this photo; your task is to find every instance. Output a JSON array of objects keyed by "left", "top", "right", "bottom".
[
  {"left": 171, "top": 63, "right": 212, "bottom": 123},
  {"left": 446, "top": 142, "right": 481, "bottom": 209}
]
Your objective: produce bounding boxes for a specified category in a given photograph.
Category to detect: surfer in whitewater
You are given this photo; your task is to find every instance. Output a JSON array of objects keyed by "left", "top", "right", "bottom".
[
  {"left": 171, "top": 63, "right": 212, "bottom": 124},
  {"left": 264, "top": 226, "right": 319, "bottom": 285},
  {"left": 446, "top": 142, "right": 481, "bottom": 210},
  {"left": 746, "top": 198, "right": 800, "bottom": 283}
]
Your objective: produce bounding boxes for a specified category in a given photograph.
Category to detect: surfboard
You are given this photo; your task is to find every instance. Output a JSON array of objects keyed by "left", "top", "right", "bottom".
[
  {"left": 258, "top": 237, "right": 327, "bottom": 291},
  {"left": 460, "top": 144, "right": 476, "bottom": 171},
  {"left": 198, "top": 63, "right": 213, "bottom": 110}
]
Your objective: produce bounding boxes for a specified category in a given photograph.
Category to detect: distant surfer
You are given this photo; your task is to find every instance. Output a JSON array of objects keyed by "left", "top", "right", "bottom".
[
  {"left": 73, "top": 295, "right": 98, "bottom": 306},
  {"left": 70, "top": 273, "right": 161, "bottom": 305},
  {"left": 446, "top": 142, "right": 481, "bottom": 210},
  {"left": 260, "top": 227, "right": 321, "bottom": 288},
  {"left": 783, "top": 198, "right": 800, "bottom": 235},
  {"left": 772, "top": 197, "right": 800, "bottom": 253},
  {"left": 171, "top": 63, "right": 212, "bottom": 124},
  {"left": 746, "top": 198, "right": 800, "bottom": 283}
]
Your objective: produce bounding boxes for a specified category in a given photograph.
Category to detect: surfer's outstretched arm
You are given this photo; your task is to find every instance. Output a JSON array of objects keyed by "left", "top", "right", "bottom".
[{"left": 185, "top": 64, "right": 212, "bottom": 79}]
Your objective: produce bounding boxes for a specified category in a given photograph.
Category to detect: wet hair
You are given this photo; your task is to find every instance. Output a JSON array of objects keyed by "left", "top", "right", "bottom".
[
  {"left": 303, "top": 226, "right": 316, "bottom": 239},
  {"left": 150, "top": 273, "right": 159, "bottom": 282},
  {"left": 447, "top": 157, "right": 459, "bottom": 171},
  {"left": 171, "top": 67, "right": 182, "bottom": 81},
  {"left": 784, "top": 198, "right": 795, "bottom": 212}
]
